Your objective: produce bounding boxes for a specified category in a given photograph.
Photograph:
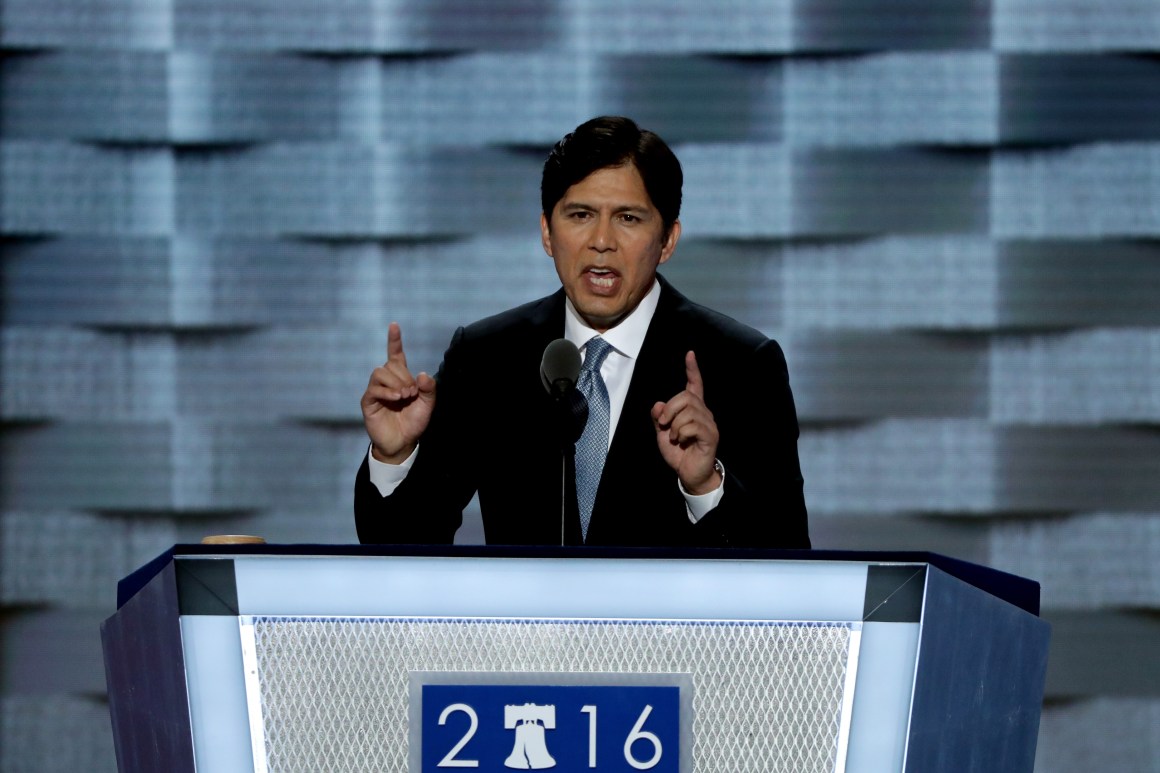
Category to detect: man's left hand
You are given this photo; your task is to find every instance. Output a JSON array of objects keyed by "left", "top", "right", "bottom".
[{"left": 651, "top": 351, "right": 722, "bottom": 495}]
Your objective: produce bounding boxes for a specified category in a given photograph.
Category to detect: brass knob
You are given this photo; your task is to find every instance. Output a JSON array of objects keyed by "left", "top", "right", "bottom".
[{"left": 200, "top": 535, "right": 267, "bottom": 545}]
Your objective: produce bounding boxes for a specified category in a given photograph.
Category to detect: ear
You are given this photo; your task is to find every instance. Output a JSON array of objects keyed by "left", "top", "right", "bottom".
[
  {"left": 657, "top": 220, "right": 681, "bottom": 265},
  {"left": 540, "top": 212, "right": 553, "bottom": 257}
]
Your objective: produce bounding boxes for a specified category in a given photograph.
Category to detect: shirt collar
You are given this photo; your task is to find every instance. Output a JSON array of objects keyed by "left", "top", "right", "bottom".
[{"left": 563, "top": 278, "right": 661, "bottom": 359}]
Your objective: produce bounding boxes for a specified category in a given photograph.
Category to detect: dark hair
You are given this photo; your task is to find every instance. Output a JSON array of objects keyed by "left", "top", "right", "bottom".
[{"left": 541, "top": 116, "right": 683, "bottom": 234}]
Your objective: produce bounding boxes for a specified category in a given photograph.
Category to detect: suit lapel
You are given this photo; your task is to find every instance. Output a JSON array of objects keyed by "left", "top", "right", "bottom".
[
  {"left": 613, "top": 278, "right": 689, "bottom": 450},
  {"left": 593, "top": 281, "right": 689, "bottom": 526}
]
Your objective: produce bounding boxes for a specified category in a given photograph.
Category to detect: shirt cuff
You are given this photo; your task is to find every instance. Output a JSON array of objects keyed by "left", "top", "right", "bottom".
[
  {"left": 366, "top": 443, "right": 418, "bottom": 497},
  {"left": 679, "top": 459, "right": 725, "bottom": 524}
]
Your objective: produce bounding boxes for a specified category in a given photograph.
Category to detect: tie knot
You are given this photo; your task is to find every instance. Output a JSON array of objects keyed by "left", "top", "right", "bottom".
[{"left": 581, "top": 337, "right": 613, "bottom": 373}]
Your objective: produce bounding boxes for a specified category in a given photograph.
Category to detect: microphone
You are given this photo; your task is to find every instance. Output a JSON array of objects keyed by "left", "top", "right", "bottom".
[
  {"left": 541, "top": 339, "right": 587, "bottom": 445},
  {"left": 540, "top": 338, "right": 581, "bottom": 397},
  {"left": 541, "top": 339, "right": 587, "bottom": 546}
]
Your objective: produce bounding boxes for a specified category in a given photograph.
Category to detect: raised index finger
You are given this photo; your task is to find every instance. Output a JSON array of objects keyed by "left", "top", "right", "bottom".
[
  {"left": 387, "top": 321, "right": 408, "bottom": 368},
  {"left": 685, "top": 350, "right": 704, "bottom": 398}
]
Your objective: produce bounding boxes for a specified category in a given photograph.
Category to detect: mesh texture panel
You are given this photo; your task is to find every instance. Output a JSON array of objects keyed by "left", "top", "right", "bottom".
[{"left": 248, "top": 616, "right": 854, "bottom": 772}]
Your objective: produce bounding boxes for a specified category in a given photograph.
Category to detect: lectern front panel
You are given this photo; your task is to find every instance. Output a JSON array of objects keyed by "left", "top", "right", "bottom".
[{"left": 240, "top": 616, "right": 861, "bottom": 773}]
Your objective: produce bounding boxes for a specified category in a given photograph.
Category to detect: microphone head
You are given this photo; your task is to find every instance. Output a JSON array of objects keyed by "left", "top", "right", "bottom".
[{"left": 540, "top": 338, "right": 581, "bottom": 397}]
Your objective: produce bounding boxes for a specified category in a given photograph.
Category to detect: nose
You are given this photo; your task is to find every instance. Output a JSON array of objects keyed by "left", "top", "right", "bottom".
[{"left": 589, "top": 216, "right": 615, "bottom": 252}]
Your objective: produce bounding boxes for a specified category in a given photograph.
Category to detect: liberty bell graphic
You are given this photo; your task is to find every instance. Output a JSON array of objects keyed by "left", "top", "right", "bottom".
[{"left": 503, "top": 703, "right": 557, "bottom": 769}]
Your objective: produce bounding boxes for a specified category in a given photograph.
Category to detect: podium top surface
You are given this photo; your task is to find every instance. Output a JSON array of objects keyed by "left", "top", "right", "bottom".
[{"left": 116, "top": 544, "right": 1041, "bottom": 617}]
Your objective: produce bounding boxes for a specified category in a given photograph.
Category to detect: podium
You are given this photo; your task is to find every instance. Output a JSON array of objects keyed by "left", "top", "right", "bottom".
[{"left": 102, "top": 546, "right": 1049, "bottom": 772}]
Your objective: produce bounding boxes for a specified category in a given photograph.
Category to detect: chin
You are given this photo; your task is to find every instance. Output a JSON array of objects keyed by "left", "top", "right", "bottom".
[{"left": 576, "top": 305, "right": 621, "bottom": 330}]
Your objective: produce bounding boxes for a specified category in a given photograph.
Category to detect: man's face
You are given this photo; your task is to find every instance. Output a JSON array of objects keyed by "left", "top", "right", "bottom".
[{"left": 541, "top": 163, "right": 681, "bottom": 333}]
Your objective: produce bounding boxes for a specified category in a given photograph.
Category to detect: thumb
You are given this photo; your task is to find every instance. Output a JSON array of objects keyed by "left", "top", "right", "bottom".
[
  {"left": 417, "top": 371, "right": 437, "bottom": 400},
  {"left": 650, "top": 400, "right": 666, "bottom": 426}
]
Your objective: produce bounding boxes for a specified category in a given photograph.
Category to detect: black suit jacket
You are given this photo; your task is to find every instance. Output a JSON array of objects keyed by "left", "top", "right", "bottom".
[{"left": 355, "top": 275, "right": 809, "bottom": 548}]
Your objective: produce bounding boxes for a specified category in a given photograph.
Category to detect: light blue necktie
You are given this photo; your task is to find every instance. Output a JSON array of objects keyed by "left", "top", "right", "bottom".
[{"left": 575, "top": 336, "right": 613, "bottom": 541}]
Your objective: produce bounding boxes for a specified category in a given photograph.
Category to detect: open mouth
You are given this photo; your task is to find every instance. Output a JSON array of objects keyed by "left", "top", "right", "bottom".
[{"left": 585, "top": 267, "right": 619, "bottom": 290}]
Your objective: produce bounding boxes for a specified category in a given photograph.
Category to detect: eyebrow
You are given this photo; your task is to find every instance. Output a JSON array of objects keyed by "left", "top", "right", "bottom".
[{"left": 559, "top": 201, "right": 652, "bottom": 215}]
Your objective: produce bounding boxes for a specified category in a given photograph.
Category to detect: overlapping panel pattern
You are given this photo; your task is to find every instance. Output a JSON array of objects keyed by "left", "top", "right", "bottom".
[{"left": 2, "top": 0, "right": 1158, "bottom": 770}]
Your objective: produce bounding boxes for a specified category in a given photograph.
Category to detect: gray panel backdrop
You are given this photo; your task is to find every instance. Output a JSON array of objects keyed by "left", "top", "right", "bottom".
[{"left": 2, "top": 0, "right": 1159, "bottom": 771}]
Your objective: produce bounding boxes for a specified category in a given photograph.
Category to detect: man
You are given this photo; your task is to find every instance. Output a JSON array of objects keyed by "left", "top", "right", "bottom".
[{"left": 355, "top": 116, "right": 809, "bottom": 548}]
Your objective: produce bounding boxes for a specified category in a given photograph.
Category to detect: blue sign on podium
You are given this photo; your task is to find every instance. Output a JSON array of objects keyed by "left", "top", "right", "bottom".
[{"left": 420, "top": 683, "right": 681, "bottom": 772}]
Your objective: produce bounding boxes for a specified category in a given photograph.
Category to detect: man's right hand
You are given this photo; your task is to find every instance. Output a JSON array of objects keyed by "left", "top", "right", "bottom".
[{"left": 361, "top": 322, "right": 436, "bottom": 464}]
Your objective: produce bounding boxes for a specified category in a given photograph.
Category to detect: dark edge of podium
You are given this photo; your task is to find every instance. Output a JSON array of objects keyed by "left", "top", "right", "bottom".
[{"left": 101, "top": 560, "right": 196, "bottom": 773}]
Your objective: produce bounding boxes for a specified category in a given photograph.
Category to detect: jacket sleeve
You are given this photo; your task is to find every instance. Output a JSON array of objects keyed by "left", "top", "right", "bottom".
[
  {"left": 354, "top": 326, "right": 478, "bottom": 544},
  {"left": 692, "top": 337, "right": 811, "bottom": 549}
]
